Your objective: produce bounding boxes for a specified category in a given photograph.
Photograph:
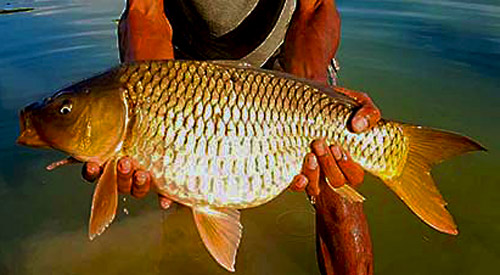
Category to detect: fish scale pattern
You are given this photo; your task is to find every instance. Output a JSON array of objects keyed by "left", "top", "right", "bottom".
[{"left": 114, "top": 60, "right": 409, "bottom": 208}]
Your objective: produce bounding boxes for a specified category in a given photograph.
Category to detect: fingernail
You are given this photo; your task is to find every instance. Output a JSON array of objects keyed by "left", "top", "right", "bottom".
[
  {"left": 118, "top": 158, "right": 132, "bottom": 174},
  {"left": 296, "top": 176, "right": 308, "bottom": 190},
  {"left": 305, "top": 154, "right": 318, "bottom": 170},
  {"left": 331, "top": 146, "right": 342, "bottom": 161},
  {"left": 353, "top": 117, "right": 368, "bottom": 132},
  {"left": 87, "top": 163, "right": 100, "bottom": 175},
  {"left": 159, "top": 197, "right": 172, "bottom": 209},
  {"left": 83, "top": 163, "right": 100, "bottom": 182},
  {"left": 161, "top": 201, "right": 170, "bottom": 209},
  {"left": 135, "top": 171, "right": 147, "bottom": 185},
  {"left": 312, "top": 139, "right": 328, "bottom": 156}
]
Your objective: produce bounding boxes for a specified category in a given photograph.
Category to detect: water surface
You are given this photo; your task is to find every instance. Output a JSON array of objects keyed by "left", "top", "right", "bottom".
[{"left": 0, "top": 0, "right": 498, "bottom": 274}]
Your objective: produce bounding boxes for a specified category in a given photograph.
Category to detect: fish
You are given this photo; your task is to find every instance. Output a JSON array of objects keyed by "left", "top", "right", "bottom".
[{"left": 17, "top": 60, "right": 485, "bottom": 271}]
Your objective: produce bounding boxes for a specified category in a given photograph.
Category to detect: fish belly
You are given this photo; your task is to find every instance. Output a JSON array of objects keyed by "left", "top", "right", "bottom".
[
  {"left": 128, "top": 109, "right": 312, "bottom": 208},
  {"left": 160, "top": 135, "right": 308, "bottom": 208}
]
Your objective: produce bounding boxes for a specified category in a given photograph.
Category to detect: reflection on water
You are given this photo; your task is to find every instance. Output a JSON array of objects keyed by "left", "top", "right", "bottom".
[
  {"left": 275, "top": 209, "right": 314, "bottom": 237},
  {"left": 0, "top": 0, "right": 499, "bottom": 274},
  {"left": 0, "top": 7, "right": 34, "bottom": 15}
]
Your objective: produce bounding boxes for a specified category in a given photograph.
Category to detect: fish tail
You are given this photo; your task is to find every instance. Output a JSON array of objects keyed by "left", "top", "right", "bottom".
[{"left": 383, "top": 125, "right": 486, "bottom": 235}]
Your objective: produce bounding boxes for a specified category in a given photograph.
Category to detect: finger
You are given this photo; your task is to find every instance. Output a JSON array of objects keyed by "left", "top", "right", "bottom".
[
  {"left": 158, "top": 194, "right": 173, "bottom": 210},
  {"left": 311, "top": 139, "right": 346, "bottom": 189},
  {"left": 330, "top": 145, "right": 365, "bottom": 188},
  {"left": 117, "top": 157, "right": 134, "bottom": 194},
  {"left": 82, "top": 162, "right": 101, "bottom": 182},
  {"left": 131, "top": 170, "right": 151, "bottom": 199},
  {"left": 333, "top": 88, "right": 381, "bottom": 133},
  {"left": 289, "top": 174, "right": 309, "bottom": 192},
  {"left": 352, "top": 104, "right": 380, "bottom": 133},
  {"left": 303, "top": 152, "right": 320, "bottom": 197}
]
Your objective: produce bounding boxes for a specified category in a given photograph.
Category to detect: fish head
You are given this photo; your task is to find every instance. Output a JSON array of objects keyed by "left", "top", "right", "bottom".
[{"left": 17, "top": 73, "right": 128, "bottom": 165}]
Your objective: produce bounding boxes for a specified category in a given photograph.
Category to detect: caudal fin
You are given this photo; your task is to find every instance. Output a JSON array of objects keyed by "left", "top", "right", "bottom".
[{"left": 384, "top": 125, "right": 485, "bottom": 235}]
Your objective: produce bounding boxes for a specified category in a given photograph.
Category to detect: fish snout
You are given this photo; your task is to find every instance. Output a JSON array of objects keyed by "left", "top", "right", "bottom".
[{"left": 16, "top": 104, "right": 48, "bottom": 148}]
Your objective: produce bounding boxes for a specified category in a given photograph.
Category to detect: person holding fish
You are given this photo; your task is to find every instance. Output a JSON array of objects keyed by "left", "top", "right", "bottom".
[
  {"left": 84, "top": 0, "right": 382, "bottom": 273},
  {"left": 85, "top": 0, "right": 380, "bottom": 272},
  {"left": 16, "top": 0, "right": 484, "bottom": 274},
  {"left": 83, "top": 0, "right": 379, "bottom": 207}
]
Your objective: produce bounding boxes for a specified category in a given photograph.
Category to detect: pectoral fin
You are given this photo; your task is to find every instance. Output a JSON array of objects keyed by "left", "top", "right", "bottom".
[
  {"left": 89, "top": 159, "right": 118, "bottom": 240},
  {"left": 192, "top": 206, "right": 242, "bottom": 272}
]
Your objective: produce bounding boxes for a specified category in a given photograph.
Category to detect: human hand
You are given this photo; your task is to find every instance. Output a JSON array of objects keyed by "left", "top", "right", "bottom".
[
  {"left": 288, "top": 88, "right": 381, "bottom": 196},
  {"left": 82, "top": 157, "right": 173, "bottom": 210},
  {"left": 289, "top": 139, "right": 364, "bottom": 200}
]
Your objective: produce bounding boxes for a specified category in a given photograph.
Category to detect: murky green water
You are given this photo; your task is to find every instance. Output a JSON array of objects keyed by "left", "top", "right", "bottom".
[{"left": 0, "top": 0, "right": 498, "bottom": 274}]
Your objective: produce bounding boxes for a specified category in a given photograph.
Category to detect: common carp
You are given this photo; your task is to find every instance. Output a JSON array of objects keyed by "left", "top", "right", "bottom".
[{"left": 17, "top": 60, "right": 484, "bottom": 271}]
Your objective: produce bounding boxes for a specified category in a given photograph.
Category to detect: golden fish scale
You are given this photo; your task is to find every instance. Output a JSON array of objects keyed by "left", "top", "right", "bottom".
[{"left": 116, "top": 60, "right": 408, "bottom": 208}]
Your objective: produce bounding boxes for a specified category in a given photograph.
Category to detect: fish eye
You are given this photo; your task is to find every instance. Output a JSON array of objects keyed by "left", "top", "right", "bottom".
[{"left": 59, "top": 99, "right": 73, "bottom": 115}]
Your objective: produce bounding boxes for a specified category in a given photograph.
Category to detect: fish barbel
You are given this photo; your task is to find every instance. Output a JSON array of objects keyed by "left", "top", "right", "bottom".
[{"left": 17, "top": 60, "right": 485, "bottom": 271}]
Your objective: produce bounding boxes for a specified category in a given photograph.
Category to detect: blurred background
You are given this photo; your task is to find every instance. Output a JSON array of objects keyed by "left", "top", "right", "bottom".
[{"left": 0, "top": 0, "right": 498, "bottom": 274}]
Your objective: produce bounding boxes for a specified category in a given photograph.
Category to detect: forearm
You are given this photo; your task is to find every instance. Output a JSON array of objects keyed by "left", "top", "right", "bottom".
[
  {"left": 282, "top": 0, "right": 341, "bottom": 83},
  {"left": 316, "top": 191, "right": 373, "bottom": 275},
  {"left": 118, "top": 0, "right": 174, "bottom": 62}
]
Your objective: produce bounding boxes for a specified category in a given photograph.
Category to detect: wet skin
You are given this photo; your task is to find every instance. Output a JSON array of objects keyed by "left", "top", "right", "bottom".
[{"left": 82, "top": 0, "right": 381, "bottom": 208}]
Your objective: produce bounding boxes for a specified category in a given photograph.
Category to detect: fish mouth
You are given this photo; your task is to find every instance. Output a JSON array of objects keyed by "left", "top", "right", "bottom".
[{"left": 16, "top": 104, "right": 49, "bottom": 148}]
